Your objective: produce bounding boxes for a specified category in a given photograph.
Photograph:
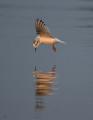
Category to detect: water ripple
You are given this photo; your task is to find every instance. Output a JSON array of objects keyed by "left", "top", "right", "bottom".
[
  {"left": 76, "top": 25, "right": 93, "bottom": 28},
  {"left": 0, "top": 3, "right": 64, "bottom": 11},
  {"left": 78, "top": 6, "right": 93, "bottom": 12},
  {"left": 80, "top": 0, "right": 93, "bottom": 1},
  {"left": 79, "top": 17, "right": 93, "bottom": 21}
]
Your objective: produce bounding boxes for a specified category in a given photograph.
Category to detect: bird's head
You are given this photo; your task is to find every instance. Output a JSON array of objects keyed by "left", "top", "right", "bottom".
[{"left": 33, "top": 39, "right": 40, "bottom": 52}]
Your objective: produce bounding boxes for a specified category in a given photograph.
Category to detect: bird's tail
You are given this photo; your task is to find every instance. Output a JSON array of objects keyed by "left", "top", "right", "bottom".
[{"left": 55, "top": 38, "right": 66, "bottom": 45}]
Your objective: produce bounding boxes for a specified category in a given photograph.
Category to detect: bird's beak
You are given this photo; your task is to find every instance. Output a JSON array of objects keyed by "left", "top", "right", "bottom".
[{"left": 35, "top": 48, "right": 37, "bottom": 53}]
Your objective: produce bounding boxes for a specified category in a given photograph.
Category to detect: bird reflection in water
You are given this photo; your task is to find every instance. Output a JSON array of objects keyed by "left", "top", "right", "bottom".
[{"left": 33, "top": 65, "right": 56, "bottom": 111}]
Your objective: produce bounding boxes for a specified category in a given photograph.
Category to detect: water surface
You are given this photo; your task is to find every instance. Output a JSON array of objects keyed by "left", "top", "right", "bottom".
[{"left": 0, "top": 0, "right": 93, "bottom": 120}]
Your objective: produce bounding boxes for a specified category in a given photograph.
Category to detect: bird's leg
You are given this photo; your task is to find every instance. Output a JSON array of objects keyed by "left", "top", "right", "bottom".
[
  {"left": 52, "top": 44, "right": 56, "bottom": 52},
  {"left": 35, "top": 48, "right": 37, "bottom": 53}
]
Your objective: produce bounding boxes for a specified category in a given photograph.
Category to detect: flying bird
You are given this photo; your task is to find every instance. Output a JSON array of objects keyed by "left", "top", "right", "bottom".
[{"left": 33, "top": 19, "right": 66, "bottom": 52}]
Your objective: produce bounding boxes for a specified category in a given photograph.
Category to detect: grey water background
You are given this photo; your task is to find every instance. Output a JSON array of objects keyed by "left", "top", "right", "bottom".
[{"left": 0, "top": 0, "right": 93, "bottom": 120}]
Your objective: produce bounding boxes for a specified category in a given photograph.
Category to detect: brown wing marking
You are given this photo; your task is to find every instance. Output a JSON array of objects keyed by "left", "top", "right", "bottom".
[{"left": 35, "top": 19, "right": 53, "bottom": 37}]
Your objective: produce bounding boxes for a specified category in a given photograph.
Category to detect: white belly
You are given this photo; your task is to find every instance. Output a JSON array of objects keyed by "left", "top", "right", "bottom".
[{"left": 40, "top": 37, "right": 55, "bottom": 45}]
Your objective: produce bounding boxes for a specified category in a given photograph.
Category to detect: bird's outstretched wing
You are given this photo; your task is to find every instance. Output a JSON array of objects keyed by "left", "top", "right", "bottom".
[{"left": 35, "top": 19, "right": 53, "bottom": 37}]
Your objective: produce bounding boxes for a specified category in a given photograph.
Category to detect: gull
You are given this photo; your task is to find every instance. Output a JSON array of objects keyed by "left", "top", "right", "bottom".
[{"left": 33, "top": 19, "right": 66, "bottom": 52}]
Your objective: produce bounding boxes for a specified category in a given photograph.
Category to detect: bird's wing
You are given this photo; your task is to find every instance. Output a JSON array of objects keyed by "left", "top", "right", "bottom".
[{"left": 35, "top": 19, "right": 53, "bottom": 37}]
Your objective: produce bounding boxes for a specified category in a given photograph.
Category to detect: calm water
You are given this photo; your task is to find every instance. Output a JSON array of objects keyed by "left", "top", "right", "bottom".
[{"left": 0, "top": 0, "right": 93, "bottom": 120}]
